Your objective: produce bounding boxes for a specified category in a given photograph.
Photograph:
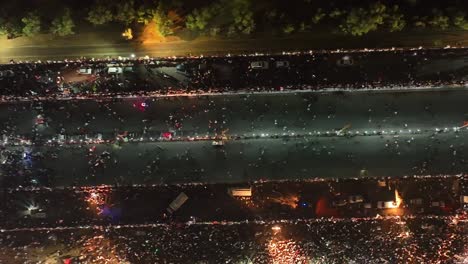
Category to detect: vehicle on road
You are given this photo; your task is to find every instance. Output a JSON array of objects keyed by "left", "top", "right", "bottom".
[
  {"left": 250, "top": 61, "right": 269, "bottom": 69},
  {"left": 0, "top": 70, "right": 15, "bottom": 79},
  {"left": 77, "top": 67, "right": 93, "bottom": 75},
  {"left": 377, "top": 201, "right": 397, "bottom": 209},
  {"left": 228, "top": 187, "right": 252, "bottom": 197},
  {"left": 275, "top": 61, "right": 289, "bottom": 68},
  {"left": 167, "top": 192, "right": 188, "bottom": 214},
  {"left": 337, "top": 56, "right": 354, "bottom": 66},
  {"left": 107, "top": 67, "right": 123, "bottom": 74},
  {"left": 348, "top": 195, "right": 364, "bottom": 204},
  {"left": 212, "top": 140, "right": 224, "bottom": 147}
]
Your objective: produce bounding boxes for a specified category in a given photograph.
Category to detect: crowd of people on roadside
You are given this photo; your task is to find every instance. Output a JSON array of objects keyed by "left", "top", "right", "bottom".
[
  {"left": 0, "top": 217, "right": 466, "bottom": 263},
  {"left": 0, "top": 47, "right": 467, "bottom": 103}
]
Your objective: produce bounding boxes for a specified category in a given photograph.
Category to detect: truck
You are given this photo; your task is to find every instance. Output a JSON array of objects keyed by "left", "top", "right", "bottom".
[
  {"left": 167, "top": 192, "right": 189, "bottom": 214},
  {"left": 228, "top": 187, "right": 252, "bottom": 197}
]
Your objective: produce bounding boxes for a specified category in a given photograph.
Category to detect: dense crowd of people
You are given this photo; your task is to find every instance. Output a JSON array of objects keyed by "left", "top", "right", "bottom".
[
  {"left": 1, "top": 47, "right": 467, "bottom": 263},
  {"left": 0, "top": 47, "right": 467, "bottom": 102},
  {"left": 0, "top": 217, "right": 466, "bottom": 263}
]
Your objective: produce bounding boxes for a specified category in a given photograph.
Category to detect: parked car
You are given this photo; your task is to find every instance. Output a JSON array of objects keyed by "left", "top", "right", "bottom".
[
  {"left": 250, "top": 61, "right": 269, "bottom": 69},
  {"left": 377, "top": 201, "right": 397, "bottom": 209},
  {"left": 77, "top": 67, "right": 92, "bottom": 75},
  {"left": 337, "top": 55, "right": 354, "bottom": 66},
  {"left": 332, "top": 198, "right": 348, "bottom": 207},
  {"left": 348, "top": 195, "right": 364, "bottom": 204},
  {"left": 275, "top": 61, "right": 290, "bottom": 68}
]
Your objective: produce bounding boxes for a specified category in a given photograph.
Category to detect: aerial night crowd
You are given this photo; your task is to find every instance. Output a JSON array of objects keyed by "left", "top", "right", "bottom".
[{"left": 0, "top": 47, "right": 468, "bottom": 263}]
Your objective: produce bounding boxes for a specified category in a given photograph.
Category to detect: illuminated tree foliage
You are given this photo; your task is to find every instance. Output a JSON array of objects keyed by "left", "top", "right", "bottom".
[
  {"left": 152, "top": 2, "right": 173, "bottom": 37},
  {"left": 0, "top": 17, "right": 22, "bottom": 38},
  {"left": 186, "top": 4, "right": 221, "bottom": 32},
  {"left": 428, "top": 11, "right": 450, "bottom": 30},
  {"left": 339, "top": 3, "right": 387, "bottom": 36},
  {"left": 50, "top": 8, "right": 75, "bottom": 36},
  {"left": 1, "top": 0, "right": 468, "bottom": 40},
  {"left": 312, "top": 8, "right": 326, "bottom": 24},
  {"left": 87, "top": 2, "right": 113, "bottom": 25},
  {"left": 229, "top": 0, "right": 255, "bottom": 35},
  {"left": 21, "top": 12, "right": 41, "bottom": 37},
  {"left": 114, "top": 0, "right": 136, "bottom": 25},
  {"left": 387, "top": 6, "right": 406, "bottom": 32},
  {"left": 452, "top": 12, "right": 468, "bottom": 30}
]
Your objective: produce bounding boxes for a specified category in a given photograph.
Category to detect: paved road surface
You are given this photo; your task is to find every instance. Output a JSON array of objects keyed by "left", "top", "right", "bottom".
[
  {"left": 2, "top": 30, "right": 468, "bottom": 63},
  {"left": 1, "top": 89, "right": 468, "bottom": 140},
  {"left": 1, "top": 130, "right": 466, "bottom": 187}
]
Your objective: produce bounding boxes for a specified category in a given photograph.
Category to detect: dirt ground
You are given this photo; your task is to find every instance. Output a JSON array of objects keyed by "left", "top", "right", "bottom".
[{"left": 1, "top": 28, "right": 468, "bottom": 63}]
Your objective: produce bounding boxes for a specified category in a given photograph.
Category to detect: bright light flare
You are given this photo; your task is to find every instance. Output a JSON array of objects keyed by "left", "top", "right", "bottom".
[
  {"left": 395, "top": 190, "right": 403, "bottom": 208},
  {"left": 271, "top": 226, "right": 281, "bottom": 232}
]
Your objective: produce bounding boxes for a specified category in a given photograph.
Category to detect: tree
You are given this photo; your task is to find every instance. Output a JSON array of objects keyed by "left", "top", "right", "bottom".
[
  {"left": 152, "top": 2, "right": 173, "bottom": 37},
  {"left": 452, "top": 12, "right": 468, "bottom": 30},
  {"left": 186, "top": 9, "right": 207, "bottom": 31},
  {"left": 230, "top": 0, "right": 255, "bottom": 35},
  {"left": 87, "top": 4, "right": 113, "bottom": 25},
  {"left": 282, "top": 23, "right": 295, "bottom": 34},
  {"left": 50, "top": 8, "right": 75, "bottom": 36},
  {"left": 136, "top": 6, "right": 154, "bottom": 25},
  {"left": 186, "top": 4, "right": 221, "bottom": 32},
  {"left": 114, "top": 0, "right": 136, "bottom": 25},
  {"left": 386, "top": 6, "right": 406, "bottom": 32},
  {"left": 387, "top": 13, "right": 406, "bottom": 32},
  {"left": 339, "top": 3, "right": 387, "bottom": 36},
  {"left": 21, "top": 12, "right": 41, "bottom": 37},
  {"left": 0, "top": 17, "right": 23, "bottom": 38},
  {"left": 428, "top": 11, "right": 449, "bottom": 30},
  {"left": 413, "top": 16, "right": 427, "bottom": 28},
  {"left": 312, "top": 8, "right": 326, "bottom": 24},
  {"left": 329, "top": 9, "right": 344, "bottom": 18}
]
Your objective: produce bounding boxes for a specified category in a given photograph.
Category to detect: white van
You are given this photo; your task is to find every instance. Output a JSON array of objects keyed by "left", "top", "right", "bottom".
[
  {"left": 250, "top": 61, "right": 269, "bottom": 69},
  {"left": 78, "top": 68, "right": 92, "bottom": 75},
  {"left": 377, "top": 201, "right": 397, "bottom": 209},
  {"left": 108, "top": 67, "right": 123, "bottom": 74},
  {"left": 275, "top": 61, "right": 289, "bottom": 68}
]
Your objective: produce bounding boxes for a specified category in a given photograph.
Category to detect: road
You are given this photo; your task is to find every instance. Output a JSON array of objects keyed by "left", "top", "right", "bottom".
[
  {"left": 1, "top": 129, "right": 466, "bottom": 187},
  {"left": 1, "top": 89, "right": 468, "bottom": 187},
  {"left": 2, "top": 30, "right": 468, "bottom": 63},
  {"left": 1, "top": 89, "right": 468, "bottom": 140}
]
